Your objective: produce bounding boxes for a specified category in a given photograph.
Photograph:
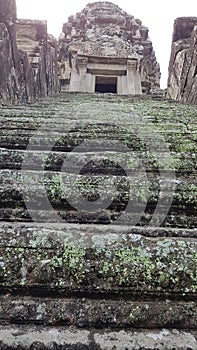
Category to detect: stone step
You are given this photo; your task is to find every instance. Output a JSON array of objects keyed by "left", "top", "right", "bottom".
[
  {"left": 0, "top": 93, "right": 196, "bottom": 158},
  {"left": 0, "top": 93, "right": 196, "bottom": 346},
  {"left": 0, "top": 148, "right": 196, "bottom": 175},
  {"left": 0, "top": 326, "right": 196, "bottom": 350},
  {"left": 0, "top": 226, "right": 196, "bottom": 297},
  {"left": 0, "top": 127, "right": 196, "bottom": 153},
  {"left": 0, "top": 208, "right": 196, "bottom": 227},
  {"left": 1, "top": 115, "right": 196, "bottom": 131},
  {"left": 0, "top": 296, "right": 196, "bottom": 329},
  {"left": 1, "top": 91, "right": 196, "bottom": 118},
  {"left": 0, "top": 170, "right": 196, "bottom": 216},
  {"left": 0, "top": 223, "right": 196, "bottom": 242},
  {"left": 1, "top": 97, "right": 196, "bottom": 122}
]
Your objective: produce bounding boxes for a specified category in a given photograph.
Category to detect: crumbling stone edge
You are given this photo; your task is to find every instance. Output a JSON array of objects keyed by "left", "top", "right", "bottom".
[{"left": 0, "top": 326, "right": 197, "bottom": 349}]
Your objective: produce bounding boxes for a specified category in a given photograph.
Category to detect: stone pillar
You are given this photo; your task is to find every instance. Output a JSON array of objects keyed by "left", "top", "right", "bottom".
[
  {"left": 117, "top": 76, "right": 128, "bottom": 94},
  {"left": 69, "top": 52, "right": 80, "bottom": 92},
  {"left": 77, "top": 56, "right": 88, "bottom": 92},
  {"left": 127, "top": 59, "right": 142, "bottom": 95},
  {"left": 69, "top": 69, "right": 81, "bottom": 92},
  {"left": 85, "top": 73, "right": 95, "bottom": 93},
  {"left": 0, "top": 0, "right": 16, "bottom": 24},
  {"left": 69, "top": 55, "right": 89, "bottom": 92},
  {"left": 0, "top": 0, "right": 17, "bottom": 66},
  {"left": 0, "top": 0, "right": 19, "bottom": 104},
  {"left": 133, "top": 71, "right": 142, "bottom": 94},
  {"left": 167, "top": 17, "right": 197, "bottom": 104}
]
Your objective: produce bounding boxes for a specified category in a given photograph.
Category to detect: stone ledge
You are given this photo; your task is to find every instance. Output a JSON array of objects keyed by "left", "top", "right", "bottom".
[
  {"left": 0, "top": 230, "right": 196, "bottom": 296},
  {"left": 0, "top": 127, "right": 196, "bottom": 152},
  {"left": 0, "top": 223, "right": 196, "bottom": 243},
  {"left": 0, "top": 326, "right": 196, "bottom": 349},
  {"left": 0, "top": 149, "right": 196, "bottom": 175},
  {"left": 0, "top": 296, "right": 196, "bottom": 329},
  {"left": 0, "top": 210, "right": 195, "bottom": 227}
]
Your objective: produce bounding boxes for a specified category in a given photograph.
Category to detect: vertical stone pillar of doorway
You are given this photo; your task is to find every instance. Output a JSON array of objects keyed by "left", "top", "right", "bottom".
[
  {"left": 127, "top": 59, "right": 142, "bottom": 95},
  {"left": 78, "top": 56, "right": 88, "bottom": 93}
]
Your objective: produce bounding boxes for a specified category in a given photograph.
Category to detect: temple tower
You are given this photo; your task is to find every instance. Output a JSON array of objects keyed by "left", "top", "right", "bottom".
[{"left": 58, "top": 2, "right": 160, "bottom": 94}]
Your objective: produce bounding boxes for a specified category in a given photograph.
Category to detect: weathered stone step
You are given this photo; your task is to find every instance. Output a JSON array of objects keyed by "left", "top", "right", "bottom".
[
  {"left": 0, "top": 93, "right": 196, "bottom": 345},
  {"left": 0, "top": 229, "right": 196, "bottom": 297},
  {"left": 0, "top": 326, "right": 196, "bottom": 350},
  {"left": 1, "top": 102, "right": 190, "bottom": 119},
  {"left": 0, "top": 148, "right": 196, "bottom": 175},
  {"left": 0, "top": 208, "right": 196, "bottom": 228},
  {"left": 0, "top": 296, "right": 196, "bottom": 329},
  {"left": 0, "top": 170, "right": 196, "bottom": 214},
  {"left": 1, "top": 114, "right": 196, "bottom": 130},
  {"left": 0, "top": 128, "right": 167, "bottom": 149},
  {"left": 0, "top": 96, "right": 194, "bottom": 118},
  {"left": 0, "top": 223, "right": 196, "bottom": 243},
  {"left": 0, "top": 127, "right": 196, "bottom": 152},
  {"left": 0, "top": 129, "right": 153, "bottom": 151},
  {"left": 1, "top": 91, "right": 196, "bottom": 116}
]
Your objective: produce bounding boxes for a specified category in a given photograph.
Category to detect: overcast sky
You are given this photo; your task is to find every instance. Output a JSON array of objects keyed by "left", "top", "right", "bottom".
[{"left": 16, "top": 0, "right": 197, "bottom": 88}]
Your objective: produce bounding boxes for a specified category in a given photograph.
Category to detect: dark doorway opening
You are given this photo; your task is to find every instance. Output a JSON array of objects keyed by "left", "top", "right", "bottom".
[{"left": 95, "top": 76, "right": 117, "bottom": 93}]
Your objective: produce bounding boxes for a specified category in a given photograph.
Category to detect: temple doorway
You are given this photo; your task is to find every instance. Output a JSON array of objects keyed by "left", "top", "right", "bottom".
[{"left": 95, "top": 76, "right": 117, "bottom": 93}]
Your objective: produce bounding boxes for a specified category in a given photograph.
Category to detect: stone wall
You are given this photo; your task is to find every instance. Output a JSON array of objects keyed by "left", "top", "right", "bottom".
[
  {"left": 167, "top": 17, "right": 197, "bottom": 104},
  {"left": 0, "top": 0, "right": 59, "bottom": 105},
  {"left": 58, "top": 2, "right": 160, "bottom": 94},
  {"left": 0, "top": 0, "right": 18, "bottom": 104},
  {"left": 16, "top": 19, "right": 59, "bottom": 101}
]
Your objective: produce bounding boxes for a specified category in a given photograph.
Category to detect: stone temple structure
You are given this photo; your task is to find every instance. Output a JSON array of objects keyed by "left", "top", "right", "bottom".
[
  {"left": 0, "top": 0, "right": 59, "bottom": 105},
  {"left": 58, "top": 2, "right": 160, "bottom": 94}
]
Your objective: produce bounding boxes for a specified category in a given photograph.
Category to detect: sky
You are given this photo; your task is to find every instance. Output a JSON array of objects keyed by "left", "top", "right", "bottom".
[{"left": 16, "top": 0, "right": 197, "bottom": 88}]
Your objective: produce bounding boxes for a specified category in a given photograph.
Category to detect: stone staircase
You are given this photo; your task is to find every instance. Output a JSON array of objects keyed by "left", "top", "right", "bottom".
[{"left": 0, "top": 93, "right": 196, "bottom": 349}]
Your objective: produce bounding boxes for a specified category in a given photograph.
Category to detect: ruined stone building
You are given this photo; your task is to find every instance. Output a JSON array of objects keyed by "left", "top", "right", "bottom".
[
  {"left": 58, "top": 2, "right": 160, "bottom": 94},
  {"left": 0, "top": 0, "right": 59, "bottom": 105},
  {"left": 1, "top": 1, "right": 196, "bottom": 105}
]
